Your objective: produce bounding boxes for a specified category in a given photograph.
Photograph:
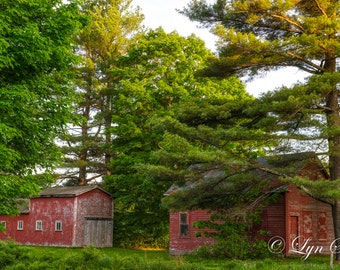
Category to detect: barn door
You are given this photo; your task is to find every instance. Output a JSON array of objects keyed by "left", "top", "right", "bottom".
[
  {"left": 290, "top": 216, "right": 299, "bottom": 250},
  {"left": 84, "top": 218, "right": 113, "bottom": 247}
]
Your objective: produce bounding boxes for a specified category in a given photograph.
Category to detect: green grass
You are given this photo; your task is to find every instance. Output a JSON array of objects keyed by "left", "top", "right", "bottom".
[{"left": 1, "top": 242, "right": 340, "bottom": 269}]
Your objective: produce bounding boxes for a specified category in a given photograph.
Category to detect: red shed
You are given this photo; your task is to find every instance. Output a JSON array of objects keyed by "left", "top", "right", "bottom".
[
  {"left": 0, "top": 186, "right": 113, "bottom": 247},
  {"left": 166, "top": 153, "right": 335, "bottom": 256}
]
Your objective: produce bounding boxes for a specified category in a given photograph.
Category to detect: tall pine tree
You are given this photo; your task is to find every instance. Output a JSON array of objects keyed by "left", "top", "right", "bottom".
[
  {"left": 58, "top": 0, "right": 144, "bottom": 185},
  {"left": 180, "top": 0, "right": 340, "bottom": 257}
]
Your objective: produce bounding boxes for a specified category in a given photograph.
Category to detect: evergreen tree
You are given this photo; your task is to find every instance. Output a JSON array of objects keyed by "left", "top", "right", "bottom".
[
  {"left": 177, "top": 0, "right": 340, "bottom": 257},
  {"left": 58, "top": 0, "right": 144, "bottom": 185},
  {"left": 0, "top": 0, "right": 84, "bottom": 215},
  {"left": 103, "top": 28, "right": 250, "bottom": 247}
]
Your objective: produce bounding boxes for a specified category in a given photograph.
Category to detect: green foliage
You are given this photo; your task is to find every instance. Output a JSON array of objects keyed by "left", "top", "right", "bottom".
[
  {"left": 285, "top": 176, "right": 340, "bottom": 201},
  {"left": 58, "top": 0, "right": 144, "bottom": 185},
  {"left": 0, "top": 0, "right": 84, "bottom": 213},
  {"left": 181, "top": 0, "right": 339, "bottom": 76},
  {"left": 194, "top": 238, "right": 269, "bottom": 260},
  {"left": 0, "top": 244, "right": 338, "bottom": 270},
  {"left": 0, "top": 241, "right": 29, "bottom": 269},
  {"left": 175, "top": 1, "right": 340, "bottom": 259},
  {"left": 104, "top": 28, "right": 220, "bottom": 248},
  {"left": 191, "top": 209, "right": 270, "bottom": 260}
]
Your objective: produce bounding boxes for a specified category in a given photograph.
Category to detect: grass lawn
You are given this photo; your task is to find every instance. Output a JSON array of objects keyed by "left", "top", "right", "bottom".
[{"left": 2, "top": 243, "right": 340, "bottom": 269}]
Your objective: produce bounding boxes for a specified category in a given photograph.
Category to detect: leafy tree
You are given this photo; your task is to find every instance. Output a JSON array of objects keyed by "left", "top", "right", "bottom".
[
  {"left": 103, "top": 28, "right": 250, "bottom": 248},
  {"left": 175, "top": 0, "right": 340, "bottom": 257},
  {"left": 0, "top": 0, "right": 84, "bottom": 214},
  {"left": 58, "top": 0, "right": 144, "bottom": 185}
]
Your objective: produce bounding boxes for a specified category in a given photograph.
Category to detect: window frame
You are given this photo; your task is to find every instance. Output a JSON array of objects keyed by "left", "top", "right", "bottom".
[
  {"left": 35, "top": 220, "right": 42, "bottom": 231},
  {"left": 55, "top": 220, "right": 62, "bottom": 232},
  {"left": 179, "top": 212, "right": 189, "bottom": 237},
  {"left": 17, "top": 220, "right": 23, "bottom": 230}
]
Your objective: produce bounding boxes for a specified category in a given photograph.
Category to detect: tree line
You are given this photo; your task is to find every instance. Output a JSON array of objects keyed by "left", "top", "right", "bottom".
[{"left": 0, "top": 0, "right": 339, "bottom": 252}]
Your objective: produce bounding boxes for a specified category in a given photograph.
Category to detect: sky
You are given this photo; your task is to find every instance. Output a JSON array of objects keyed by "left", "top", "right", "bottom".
[{"left": 132, "top": 0, "right": 309, "bottom": 96}]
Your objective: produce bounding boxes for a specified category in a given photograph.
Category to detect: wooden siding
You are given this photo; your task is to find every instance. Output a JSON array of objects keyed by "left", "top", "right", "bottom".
[
  {"left": 0, "top": 187, "right": 113, "bottom": 248},
  {"left": 285, "top": 184, "right": 334, "bottom": 255},
  {"left": 260, "top": 194, "right": 286, "bottom": 241},
  {"left": 169, "top": 210, "right": 214, "bottom": 255},
  {"left": 74, "top": 189, "right": 113, "bottom": 247},
  {"left": 169, "top": 188, "right": 334, "bottom": 256},
  {"left": 84, "top": 218, "right": 113, "bottom": 247}
]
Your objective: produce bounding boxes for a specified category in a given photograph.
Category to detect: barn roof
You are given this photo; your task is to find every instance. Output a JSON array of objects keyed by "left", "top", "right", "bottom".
[
  {"left": 38, "top": 185, "right": 111, "bottom": 198},
  {"left": 256, "top": 152, "right": 323, "bottom": 174},
  {"left": 165, "top": 152, "right": 327, "bottom": 196}
]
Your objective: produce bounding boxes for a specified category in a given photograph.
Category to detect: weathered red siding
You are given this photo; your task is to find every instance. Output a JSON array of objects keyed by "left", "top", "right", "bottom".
[
  {"left": 74, "top": 189, "right": 113, "bottom": 247},
  {"left": 169, "top": 186, "right": 334, "bottom": 256},
  {"left": 285, "top": 184, "right": 334, "bottom": 255},
  {"left": 0, "top": 197, "right": 76, "bottom": 246},
  {"left": 257, "top": 194, "right": 286, "bottom": 242},
  {"left": 169, "top": 210, "right": 215, "bottom": 255},
  {"left": 0, "top": 187, "right": 113, "bottom": 247}
]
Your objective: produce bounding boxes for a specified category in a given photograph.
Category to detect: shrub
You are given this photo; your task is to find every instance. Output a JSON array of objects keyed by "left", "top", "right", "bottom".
[
  {"left": 193, "top": 233, "right": 270, "bottom": 260},
  {"left": 0, "top": 241, "right": 30, "bottom": 269}
]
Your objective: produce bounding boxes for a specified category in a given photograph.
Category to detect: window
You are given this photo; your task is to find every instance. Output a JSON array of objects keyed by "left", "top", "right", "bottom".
[
  {"left": 179, "top": 213, "right": 189, "bottom": 236},
  {"left": 55, "top": 221, "right": 62, "bottom": 231},
  {"left": 17, "top": 221, "right": 23, "bottom": 230},
  {"left": 36, "top": 220, "right": 42, "bottom": 231},
  {"left": 0, "top": 221, "right": 6, "bottom": 230}
]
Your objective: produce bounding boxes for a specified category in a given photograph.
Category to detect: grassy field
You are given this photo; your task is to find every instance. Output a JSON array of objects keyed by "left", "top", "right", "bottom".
[{"left": 1, "top": 242, "right": 340, "bottom": 269}]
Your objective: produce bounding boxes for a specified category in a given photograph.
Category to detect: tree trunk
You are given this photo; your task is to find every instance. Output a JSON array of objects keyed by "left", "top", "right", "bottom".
[
  {"left": 324, "top": 50, "right": 339, "bottom": 259},
  {"left": 328, "top": 110, "right": 340, "bottom": 260},
  {"left": 104, "top": 94, "right": 112, "bottom": 177}
]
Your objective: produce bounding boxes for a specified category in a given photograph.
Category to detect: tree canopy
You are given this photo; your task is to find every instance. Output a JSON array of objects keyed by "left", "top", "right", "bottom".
[
  {"left": 0, "top": 0, "right": 84, "bottom": 214},
  {"left": 102, "top": 28, "right": 251, "bottom": 247},
  {"left": 179, "top": 0, "right": 339, "bottom": 192},
  {"left": 173, "top": 0, "right": 340, "bottom": 257},
  {"left": 58, "top": 0, "right": 144, "bottom": 186},
  {"left": 181, "top": 0, "right": 339, "bottom": 77}
]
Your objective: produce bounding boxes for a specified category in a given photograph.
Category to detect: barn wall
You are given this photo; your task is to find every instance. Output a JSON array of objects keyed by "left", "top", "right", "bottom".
[
  {"left": 0, "top": 197, "right": 76, "bottom": 246},
  {"left": 169, "top": 188, "right": 335, "bottom": 256},
  {"left": 74, "top": 189, "right": 113, "bottom": 247},
  {"left": 0, "top": 214, "right": 30, "bottom": 243},
  {"left": 285, "top": 184, "right": 334, "bottom": 255},
  {"left": 256, "top": 193, "right": 286, "bottom": 242},
  {"left": 0, "top": 188, "right": 113, "bottom": 247},
  {"left": 169, "top": 210, "right": 214, "bottom": 255},
  {"left": 30, "top": 196, "right": 76, "bottom": 246}
]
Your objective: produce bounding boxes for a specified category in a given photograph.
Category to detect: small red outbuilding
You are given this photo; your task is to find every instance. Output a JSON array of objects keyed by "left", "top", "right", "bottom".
[
  {"left": 0, "top": 186, "right": 113, "bottom": 247},
  {"left": 166, "top": 153, "right": 335, "bottom": 256}
]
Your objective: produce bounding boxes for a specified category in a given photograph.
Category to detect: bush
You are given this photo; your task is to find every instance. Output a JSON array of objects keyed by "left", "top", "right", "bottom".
[
  {"left": 193, "top": 235, "right": 270, "bottom": 260},
  {"left": 0, "top": 241, "right": 30, "bottom": 269},
  {"left": 192, "top": 210, "right": 272, "bottom": 260}
]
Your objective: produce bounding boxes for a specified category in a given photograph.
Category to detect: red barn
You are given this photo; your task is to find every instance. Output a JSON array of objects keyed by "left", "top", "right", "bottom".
[
  {"left": 166, "top": 153, "right": 335, "bottom": 256},
  {"left": 0, "top": 186, "right": 113, "bottom": 247}
]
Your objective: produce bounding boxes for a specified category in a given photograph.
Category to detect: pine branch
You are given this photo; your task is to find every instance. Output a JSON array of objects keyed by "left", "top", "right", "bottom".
[
  {"left": 286, "top": 51, "right": 324, "bottom": 73},
  {"left": 270, "top": 13, "right": 305, "bottom": 32},
  {"left": 313, "top": 0, "right": 327, "bottom": 16}
]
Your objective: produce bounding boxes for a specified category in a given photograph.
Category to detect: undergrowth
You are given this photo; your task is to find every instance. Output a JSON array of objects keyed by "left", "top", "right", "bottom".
[{"left": 0, "top": 241, "right": 339, "bottom": 269}]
